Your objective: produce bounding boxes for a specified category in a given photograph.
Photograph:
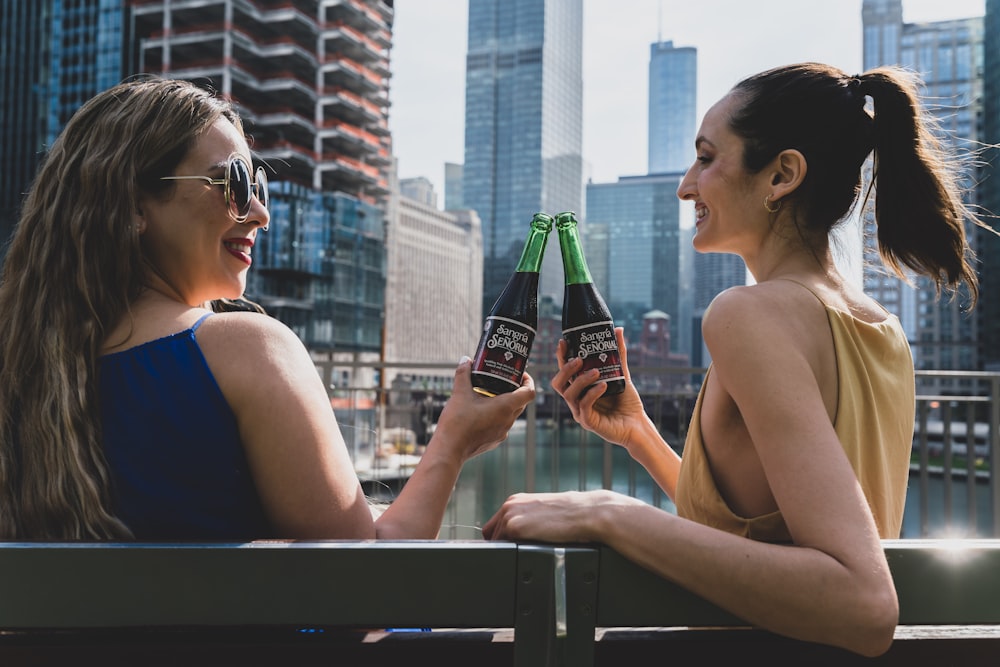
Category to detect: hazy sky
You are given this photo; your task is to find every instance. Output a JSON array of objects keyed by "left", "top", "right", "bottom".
[{"left": 389, "top": 0, "right": 986, "bottom": 200}]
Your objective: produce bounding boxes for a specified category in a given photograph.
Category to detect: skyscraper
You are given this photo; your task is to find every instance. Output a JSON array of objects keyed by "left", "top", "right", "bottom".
[
  {"left": 385, "top": 180, "right": 482, "bottom": 390},
  {"left": 861, "top": 0, "right": 983, "bottom": 372},
  {"left": 444, "top": 161, "right": 464, "bottom": 211},
  {"left": 463, "top": 0, "right": 584, "bottom": 312},
  {"left": 0, "top": 1, "right": 48, "bottom": 251},
  {"left": 980, "top": 0, "right": 1000, "bottom": 371},
  {"left": 648, "top": 40, "right": 696, "bottom": 174},
  {"left": 400, "top": 176, "right": 437, "bottom": 208},
  {"left": 130, "top": 0, "right": 394, "bottom": 356},
  {"left": 0, "top": 0, "right": 125, "bottom": 254},
  {"left": 577, "top": 33, "right": 701, "bottom": 364},
  {"left": 586, "top": 173, "right": 686, "bottom": 355},
  {"left": 1, "top": 0, "right": 395, "bottom": 362},
  {"left": 646, "top": 35, "right": 740, "bottom": 364},
  {"left": 690, "top": 251, "right": 746, "bottom": 368}
]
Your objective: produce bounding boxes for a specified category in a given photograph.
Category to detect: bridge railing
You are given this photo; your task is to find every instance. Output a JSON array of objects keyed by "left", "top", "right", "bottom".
[{"left": 314, "top": 360, "right": 1000, "bottom": 538}]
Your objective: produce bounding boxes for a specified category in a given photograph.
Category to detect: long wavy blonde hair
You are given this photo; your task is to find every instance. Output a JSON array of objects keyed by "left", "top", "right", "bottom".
[{"left": 0, "top": 78, "right": 242, "bottom": 539}]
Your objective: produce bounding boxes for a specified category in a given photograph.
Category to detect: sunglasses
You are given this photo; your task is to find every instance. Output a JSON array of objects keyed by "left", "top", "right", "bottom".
[{"left": 161, "top": 153, "right": 269, "bottom": 227}]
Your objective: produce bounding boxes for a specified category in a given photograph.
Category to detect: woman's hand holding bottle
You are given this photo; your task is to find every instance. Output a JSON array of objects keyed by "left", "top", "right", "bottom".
[
  {"left": 432, "top": 357, "right": 536, "bottom": 465},
  {"left": 551, "top": 328, "right": 652, "bottom": 451}
]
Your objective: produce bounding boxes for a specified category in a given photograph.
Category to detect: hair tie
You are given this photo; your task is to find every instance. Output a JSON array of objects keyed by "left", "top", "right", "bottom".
[{"left": 847, "top": 74, "right": 865, "bottom": 100}]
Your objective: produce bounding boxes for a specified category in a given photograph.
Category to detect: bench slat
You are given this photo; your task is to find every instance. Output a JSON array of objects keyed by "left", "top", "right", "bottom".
[
  {"left": 0, "top": 539, "right": 997, "bottom": 667},
  {"left": 0, "top": 541, "right": 520, "bottom": 629},
  {"left": 886, "top": 539, "right": 1000, "bottom": 625},
  {"left": 583, "top": 540, "right": 1000, "bottom": 630}
]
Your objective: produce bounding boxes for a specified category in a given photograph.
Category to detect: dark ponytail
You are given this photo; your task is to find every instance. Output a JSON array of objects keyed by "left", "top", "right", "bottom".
[
  {"left": 862, "top": 67, "right": 979, "bottom": 306},
  {"left": 729, "top": 63, "right": 982, "bottom": 307}
]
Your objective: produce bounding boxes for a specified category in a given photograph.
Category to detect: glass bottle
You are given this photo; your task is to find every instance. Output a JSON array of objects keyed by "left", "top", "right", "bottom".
[
  {"left": 471, "top": 212, "right": 553, "bottom": 396},
  {"left": 556, "top": 211, "right": 625, "bottom": 396}
]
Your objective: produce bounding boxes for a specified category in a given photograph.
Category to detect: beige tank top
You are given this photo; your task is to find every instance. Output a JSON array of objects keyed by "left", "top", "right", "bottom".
[{"left": 674, "top": 284, "right": 915, "bottom": 541}]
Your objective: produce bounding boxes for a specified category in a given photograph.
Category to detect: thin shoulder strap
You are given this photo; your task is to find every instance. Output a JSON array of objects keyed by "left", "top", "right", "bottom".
[
  {"left": 191, "top": 312, "right": 214, "bottom": 333},
  {"left": 770, "top": 277, "right": 827, "bottom": 308},
  {"left": 771, "top": 277, "right": 894, "bottom": 318}
]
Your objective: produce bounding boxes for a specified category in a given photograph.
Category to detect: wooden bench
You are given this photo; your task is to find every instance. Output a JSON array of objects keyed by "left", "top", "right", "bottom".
[
  {"left": 0, "top": 539, "right": 997, "bottom": 666},
  {"left": 562, "top": 539, "right": 1000, "bottom": 665}
]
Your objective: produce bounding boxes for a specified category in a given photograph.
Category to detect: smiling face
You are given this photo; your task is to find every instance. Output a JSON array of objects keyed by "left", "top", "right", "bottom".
[
  {"left": 137, "top": 118, "right": 269, "bottom": 306},
  {"left": 676, "top": 93, "right": 771, "bottom": 257}
]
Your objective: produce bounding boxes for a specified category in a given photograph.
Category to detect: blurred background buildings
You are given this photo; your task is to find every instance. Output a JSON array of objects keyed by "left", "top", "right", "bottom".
[{"left": 1, "top": 0, "right": 999, "bottom": 392}]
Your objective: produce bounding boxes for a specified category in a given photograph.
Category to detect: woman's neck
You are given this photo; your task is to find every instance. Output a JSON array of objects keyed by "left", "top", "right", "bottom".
[{"left": 743, "top": 229, "right": 836, "bottom": 285}]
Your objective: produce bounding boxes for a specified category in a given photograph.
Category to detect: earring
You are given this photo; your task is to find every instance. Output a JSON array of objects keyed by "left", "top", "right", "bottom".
[
  {"left": 764, "top": 195, "right": 781, "bottom": 213},
  {"left": 133, "top": 208, "right": 146, "bottom": 234}
]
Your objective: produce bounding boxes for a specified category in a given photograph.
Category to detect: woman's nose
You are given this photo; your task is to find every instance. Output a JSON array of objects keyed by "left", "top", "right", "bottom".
[
  {"left": 249, "top": 195, "right": 270, "bottom": 231},
  {"left": 676, "top": 165, "right": 696, "bottom": 200}
]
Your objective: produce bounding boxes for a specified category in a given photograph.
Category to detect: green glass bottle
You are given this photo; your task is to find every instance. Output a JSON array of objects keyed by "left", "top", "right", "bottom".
[
  {"left": 556, "top": 211, "right": 625, "bottom": 396},
  {"left": 471, "top": 213, "right": 553, "bottom": 396}
]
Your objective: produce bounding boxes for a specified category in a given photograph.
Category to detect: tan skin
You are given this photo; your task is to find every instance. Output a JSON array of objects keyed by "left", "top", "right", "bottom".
[
  {"left": 482, "top": 93, "right": 899, "bottom": 657},
  {"left": 103, "top": 118, "right": 535, "bottom": 540}
]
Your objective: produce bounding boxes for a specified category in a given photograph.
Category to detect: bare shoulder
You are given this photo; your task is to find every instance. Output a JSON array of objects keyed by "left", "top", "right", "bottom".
[
  {"left": 194, "top": 312, "right": 316, "bottom": 388},
  {"left": 704, "top": 282, "right": 816, "bottom": 331},
  {"left": 703, "top": 284, "right": 762, "bottom": 324},
  {"left": 703, "top": 282, "right": 828, "bottom": 361},
  {"left": 197, "top": 311, "right": 306, "bottom": 355}
]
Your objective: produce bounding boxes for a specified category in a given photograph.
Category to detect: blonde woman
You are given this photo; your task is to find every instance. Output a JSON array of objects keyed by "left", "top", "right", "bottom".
[{"left": 0, "top": 78, "right": 534, "bottom": 541}]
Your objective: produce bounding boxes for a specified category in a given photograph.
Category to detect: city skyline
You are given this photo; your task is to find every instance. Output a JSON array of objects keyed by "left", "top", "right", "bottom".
[
  {"left": 462, "top": 0, "right": 585, "bottom": 309},
  {"left": 390, "top": 0, "right": 985, "bottom": 201}
]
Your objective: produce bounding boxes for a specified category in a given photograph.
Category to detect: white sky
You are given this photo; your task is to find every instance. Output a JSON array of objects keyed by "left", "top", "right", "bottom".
[{"left": 388, "top": 0, "right": 986, "bottom": 201}]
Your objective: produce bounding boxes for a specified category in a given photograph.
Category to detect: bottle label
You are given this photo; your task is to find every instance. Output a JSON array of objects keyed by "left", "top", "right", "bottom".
[
  {"left": 472, "top": 316, "right": 536, "bottom": 389},
  {"left": 562, "top": 320, "right": 623, "bottom": 383}
]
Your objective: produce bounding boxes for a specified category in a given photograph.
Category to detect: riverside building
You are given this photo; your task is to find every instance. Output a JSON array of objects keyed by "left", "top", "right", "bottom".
[
  {"left": 861, "top": 0, "right": 983, "bottom": 378},
  {"left": 463, "top": 0, "right": 585, "bottom": 313},
  {"left": 1, "top": 0, "right": 396, "bottom": 369}
]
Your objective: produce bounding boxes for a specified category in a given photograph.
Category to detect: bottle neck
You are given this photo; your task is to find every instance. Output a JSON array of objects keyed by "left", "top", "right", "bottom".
[
  {"left": 558, "top": 223, "right": 593, "bottom": 285},
  {"left": 515, "top": 223, "right": 550, "bottom": 273}
]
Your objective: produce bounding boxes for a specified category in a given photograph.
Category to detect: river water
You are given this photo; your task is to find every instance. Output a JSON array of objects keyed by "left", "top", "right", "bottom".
[{"left": 441, "top": 424, "right": 994, "bottom": 540}]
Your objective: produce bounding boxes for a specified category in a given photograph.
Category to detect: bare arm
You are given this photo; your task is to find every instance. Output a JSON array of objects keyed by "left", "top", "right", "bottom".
[
  {"left": 374, "top": 359, "right": 535, "bottom": 539},
  {"left": 203, "top": 313, "right": 377, "bottom": 538},
  {"left": 551, "top": 328, "right": 682, "bottom": 498},
  {"left": 485, "top": 291, "right": 898, "bottom": 656},
  {"left": 203, "top": 315, "right": 535, "bottom": 539}
]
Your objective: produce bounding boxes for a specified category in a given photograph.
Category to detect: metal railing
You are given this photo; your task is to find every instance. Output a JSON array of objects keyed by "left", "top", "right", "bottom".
[
  {"left": 912, "top": 370, "right": 1000, "bottom": 537},
  {"left": 315, "top": 360, "right": 1000, "bottom": 539}
]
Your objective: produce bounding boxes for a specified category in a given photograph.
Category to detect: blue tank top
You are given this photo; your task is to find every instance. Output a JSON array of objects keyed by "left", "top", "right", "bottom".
[{"left": 99, "top": 313, "right": 273, "bottom": 540}]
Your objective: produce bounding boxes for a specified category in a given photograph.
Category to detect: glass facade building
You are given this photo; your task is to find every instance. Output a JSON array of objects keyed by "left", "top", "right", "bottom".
[
  {"left": 463, "top": 0, "right": 584, "bottom": 312},
  {"left": 647, "top": 40, "right": 696, "bottom": 175},
  {"left": 1, "top": 0, "right": 395, "bottom": 357},
  {"left": 861, "top": 0, "right": 983, "bottom": 373},
  {"left": 130, "top": 0, "right": 394, "bottom": 353},
  {"left": 689, "top": 251, "right": 746, "bottom": 368},
  {"left": 586, "top": 173, "right": 686, "bottom": 354},
  {"left": 981, "top": 0, "right": 1000, "bottom": 371},
  {"left": 49, "top": 0, "right": 124, "bottom": 144},
  {"left": 0, "top": 0, "right": 124, "bottom": 253},
  {"left": 444, "top": 161, "right": 464, "bottom": 211},
  {"left": 253, "top": 183, "right": 385, "bottom": 353},
  {"left": 0, "top": 0, "right": 49, "bottom": 250}
]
